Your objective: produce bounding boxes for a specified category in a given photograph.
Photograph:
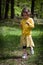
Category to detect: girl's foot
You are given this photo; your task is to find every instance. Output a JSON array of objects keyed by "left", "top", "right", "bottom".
[
  {"left": 31, "top": 49, "right": 34, "bottom": 54},
  {"left": 30, "top": 47, "right": 34, "bottom": 55},
  {"left": 22, "top": 53, "right": 27, "bottom": 59}
]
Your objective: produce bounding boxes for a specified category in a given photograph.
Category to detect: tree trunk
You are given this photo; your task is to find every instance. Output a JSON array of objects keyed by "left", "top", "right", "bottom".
[
  {"left": 0, "top": 0, "right": 2, "bottom": 19},
  {"left": 11, "top": 0, "right": 14, "bottom": 18},
  {"left": 4, "top": 0, "right": 10, "bottom": 19},
  {"left": 31, "top": 0, "right": 35, "bottom": 18}
]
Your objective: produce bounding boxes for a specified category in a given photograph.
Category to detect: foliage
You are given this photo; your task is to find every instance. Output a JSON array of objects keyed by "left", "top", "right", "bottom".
[
  {"left": 35, "top": 0, "right": 43, "bottom": 18},
  {"left": 1, "top": 0, "right": 43, "bottom": 18}
]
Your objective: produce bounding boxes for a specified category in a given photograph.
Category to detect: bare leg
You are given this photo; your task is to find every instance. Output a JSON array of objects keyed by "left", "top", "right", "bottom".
[
  {"left": 22, "top": 46, "right": 27, "bottom": 59},
  {"left": 23, "top": 48, "right": 27, "bottom": 54}
]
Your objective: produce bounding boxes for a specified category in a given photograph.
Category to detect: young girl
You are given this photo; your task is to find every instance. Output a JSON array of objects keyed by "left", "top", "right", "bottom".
[{"left": 20, "top": 7, "right": 35, "bottom": 59}]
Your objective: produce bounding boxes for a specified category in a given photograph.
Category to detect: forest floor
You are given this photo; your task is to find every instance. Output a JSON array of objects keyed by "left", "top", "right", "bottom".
[{"left": 0, "top": 21, "right": 43, "bottom": 65}]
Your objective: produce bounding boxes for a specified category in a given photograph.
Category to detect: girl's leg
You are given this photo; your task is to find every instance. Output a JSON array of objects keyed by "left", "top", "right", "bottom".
[
  {"left": 23, "top": 46, "right": 27, "bottom": 54},
  {"left": 22, "top": 46, "right": 27, "bottom": 59},
  {"left": 30, "top": 46, "right": 34, "bottom": 55}
]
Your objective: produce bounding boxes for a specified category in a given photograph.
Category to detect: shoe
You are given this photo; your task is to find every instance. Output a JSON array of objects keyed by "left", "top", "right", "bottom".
[
  {"left": 22, "top": 53, "right": 27, "bottom": 59},
  {"left": 31, "top": 49, "right": 34, "bottom": 55}
]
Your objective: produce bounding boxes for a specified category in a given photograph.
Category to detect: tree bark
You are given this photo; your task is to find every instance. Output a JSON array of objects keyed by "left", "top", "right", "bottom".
[
  {"left": 11, "top": 0, "right": 14, "bottom": 18},
  {"left": 0, "top": 0, "right": 2, "bottom": 19},
  {"left": 31, "top": 0, "right": 35, "bottom": 18},
  {"left": 4, "top": 0, "right": 10, "bottom": 19}
]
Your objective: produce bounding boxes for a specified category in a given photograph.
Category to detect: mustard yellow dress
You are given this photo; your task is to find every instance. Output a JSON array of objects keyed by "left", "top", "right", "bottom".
[{"left": 20, "top": 17, "right": 35, "bottom": 47}]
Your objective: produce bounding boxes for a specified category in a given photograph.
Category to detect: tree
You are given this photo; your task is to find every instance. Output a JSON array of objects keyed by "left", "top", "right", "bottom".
[
  {"left": 11, "top": 0, "right": 14, "bottom": 18},
  {"left": 4, "top": 0, "right": 10, "bottom": 18},
  {"left": 0, "top": 0, "right": 2, "bottom": 19},
  {"left": 31, "top": 0, "right": 35, "bottom": 18}
]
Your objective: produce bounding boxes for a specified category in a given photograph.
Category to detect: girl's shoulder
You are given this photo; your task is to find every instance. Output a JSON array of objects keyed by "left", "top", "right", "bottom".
[
  {"left": 28, "top": 17, "right": 34, "bottom": 21},
  {"left": 28, "top": 17, "right": 33, "bottom": 21},
  {"left": 27, "top": 17, "right": 34, "bottom": 23}
]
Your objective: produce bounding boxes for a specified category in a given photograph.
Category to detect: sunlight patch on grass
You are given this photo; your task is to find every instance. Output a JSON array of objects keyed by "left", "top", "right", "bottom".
[
  {"left": 0, "top": 26, "right": 43, "bottom": 37},
  {"left": 32, "top": 30, "right": 43, "bottom": 37},
  {"left": 0, "top": 26, "right": 21, "bottom": 36}
]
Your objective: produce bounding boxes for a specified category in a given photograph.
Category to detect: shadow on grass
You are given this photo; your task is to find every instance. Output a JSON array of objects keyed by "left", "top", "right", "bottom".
[
  {"left": 0, "top": 55, "right": 22, "bottom": 60},
  {"left": 0, "top": 35, "right": 20, "bottom": 51},
  {"left": 33, "top": 34, "right": 43, "bottom": 65}
]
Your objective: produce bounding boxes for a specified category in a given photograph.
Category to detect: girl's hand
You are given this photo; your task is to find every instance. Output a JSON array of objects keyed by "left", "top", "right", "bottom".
[{"left": 26, "top": 22, "right": 29, "bottom": 25}]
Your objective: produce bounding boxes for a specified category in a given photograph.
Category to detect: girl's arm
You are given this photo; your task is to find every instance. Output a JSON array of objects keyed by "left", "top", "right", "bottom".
[{"left": 26, "top": 18, "right": 34, "bottom": 28}]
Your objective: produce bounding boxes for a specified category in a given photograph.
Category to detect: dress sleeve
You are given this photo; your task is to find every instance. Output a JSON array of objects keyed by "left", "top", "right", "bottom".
[{"left": 27, "top": 18, "right": 34, "bottom": 28}]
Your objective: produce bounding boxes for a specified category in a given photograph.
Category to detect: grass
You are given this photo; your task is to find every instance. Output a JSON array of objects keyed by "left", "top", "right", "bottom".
[{"left": 0, "top": 24, "right": 43, "bottom": 65}]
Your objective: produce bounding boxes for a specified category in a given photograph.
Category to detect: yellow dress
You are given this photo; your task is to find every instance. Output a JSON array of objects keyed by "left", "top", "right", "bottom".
[{"left": 20, "top": 17, "right": 35, "bottom": 47}]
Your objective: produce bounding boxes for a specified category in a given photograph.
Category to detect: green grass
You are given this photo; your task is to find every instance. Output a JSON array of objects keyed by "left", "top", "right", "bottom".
[
  {"left": 0, "top": 26, "right": 21, "bottom": 51},
  {"left": 0, "top": 24, "right": 43, "bottom": 65}
]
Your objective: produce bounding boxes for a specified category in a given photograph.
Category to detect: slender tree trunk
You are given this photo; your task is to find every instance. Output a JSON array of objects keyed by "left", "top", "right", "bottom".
[
  {"left": 4, "top": 0, "right": 10, "bottom": 19},
  {"left": 0, "top": 0, "right": 2, "bottom": 19},
  {"left": 11, "top": 0, "right": 14, "bottom": 18},
  {"left": 31, "top": 0, "right": 35, "bottom": 18}
]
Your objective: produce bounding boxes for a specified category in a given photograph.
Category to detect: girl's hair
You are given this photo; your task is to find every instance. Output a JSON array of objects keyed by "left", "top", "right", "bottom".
[{"left": 21, "top": 7, "right": 31, "bottom": 16}]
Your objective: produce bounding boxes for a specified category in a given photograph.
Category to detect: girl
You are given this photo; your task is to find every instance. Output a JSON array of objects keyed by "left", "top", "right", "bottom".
[{"left": 20, "top": 7, "right": 35, "bottom": 59}]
